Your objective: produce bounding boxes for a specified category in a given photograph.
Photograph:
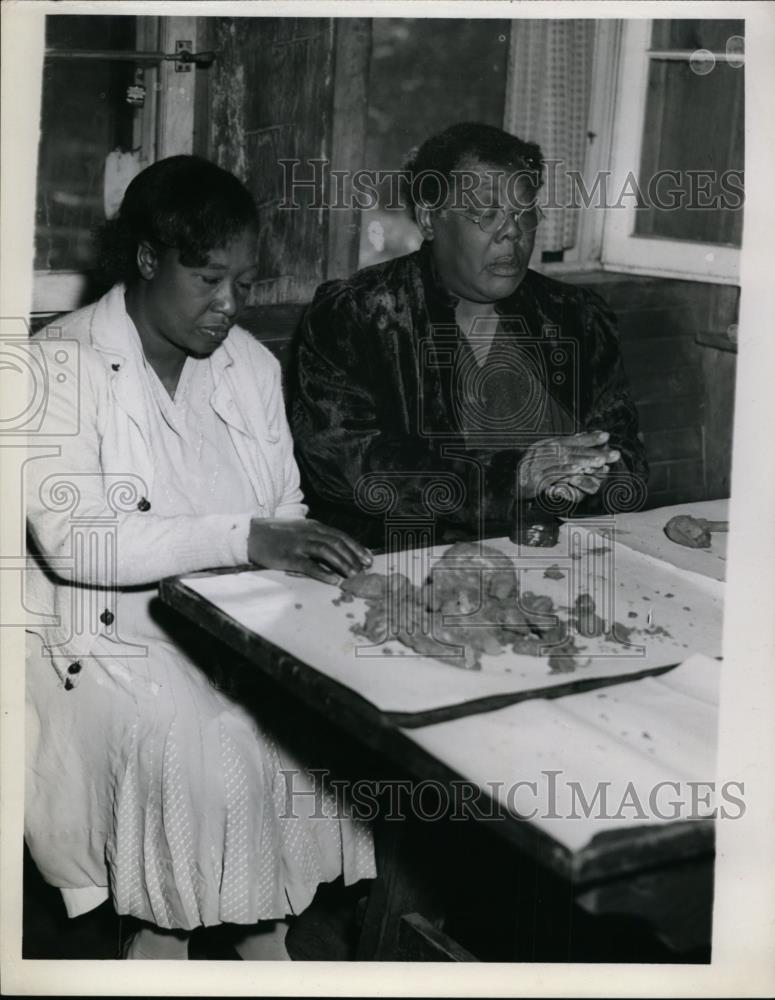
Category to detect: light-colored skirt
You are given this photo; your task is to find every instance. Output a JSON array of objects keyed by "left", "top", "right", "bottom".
[{"left": 25, "top": 630, "right": 376, "bottom": 931}]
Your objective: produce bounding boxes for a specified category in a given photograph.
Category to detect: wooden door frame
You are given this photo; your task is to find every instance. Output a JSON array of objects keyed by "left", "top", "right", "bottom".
[{"left": 325, "top": 17, "right": 372, "bottom": 282}]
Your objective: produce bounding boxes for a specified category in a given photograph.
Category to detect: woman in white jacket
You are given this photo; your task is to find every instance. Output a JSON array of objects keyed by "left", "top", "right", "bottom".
[{"left": 25, "top": 156, "right": 376, "bottom": 960}]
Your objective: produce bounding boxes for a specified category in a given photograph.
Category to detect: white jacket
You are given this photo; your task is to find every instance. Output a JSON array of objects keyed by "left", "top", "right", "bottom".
[{"left": 25, "top": 284, "right": 306, "bottom": 686}]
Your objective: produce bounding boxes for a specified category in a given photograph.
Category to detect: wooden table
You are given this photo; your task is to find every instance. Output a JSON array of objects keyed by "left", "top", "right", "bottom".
[{"left": 158, "top": 500, "right": 727, "bottom": 961}]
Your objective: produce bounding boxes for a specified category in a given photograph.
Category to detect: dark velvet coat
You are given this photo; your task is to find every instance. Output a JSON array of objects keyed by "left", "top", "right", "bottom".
[{"left": 288, "top": 243, "right": 648, "bottom": 547}]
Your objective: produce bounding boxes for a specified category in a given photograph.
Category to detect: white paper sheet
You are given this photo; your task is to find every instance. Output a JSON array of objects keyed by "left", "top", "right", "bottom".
[
  {"left": 601, "top": 499, "right": 728, "bottom": 582},
  {"left": 401, "top": 653, "right": 722, "bottom": 852},
  {"left": 182, "top": 525, "right": 724, "bottom": 718}
]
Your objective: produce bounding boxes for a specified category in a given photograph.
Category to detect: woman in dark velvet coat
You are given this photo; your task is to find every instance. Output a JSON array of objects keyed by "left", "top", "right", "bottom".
[{"left": 289, "top": 123, "right": 648, "bottom": 549}]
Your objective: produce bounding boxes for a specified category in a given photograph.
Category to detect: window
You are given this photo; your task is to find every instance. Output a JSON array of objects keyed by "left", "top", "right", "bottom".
[
  {"left": 602, "top": 19, "right": 744, "bottom": 284},
  {"left": 33, "top": 16, "right": 159, "bottom": 314},
  {"left": 32, "top": 14, "right": 202, "bottom": 316},
  {"left": 36, "top": 17, "right": 141, "bottom": 274},
  {"left": 358, "top": 18, "right": 511, "bottom": 269}
]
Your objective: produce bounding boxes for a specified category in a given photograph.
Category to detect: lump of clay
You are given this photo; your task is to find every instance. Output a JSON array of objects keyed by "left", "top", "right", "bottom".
[
  {"left": 547, "top": 638, "right": 588, "bottom": 674},
  {"left": 663, "top": 514, "right": 711, "bottom": 549},
  {"left": 341, "top": 570, "right": 417, "bottom": 604},
  {"left": 574, "top": 593, "right": 605, "bottom": 638},
  {"left": 341, "top": 572, "right": 390, "bottom": 601},
  {"left": 422, "top": 542, "right": 518, "bottom": 612},
  {"left": 343, "top": 541, "right": 612, "bottom": 676}
]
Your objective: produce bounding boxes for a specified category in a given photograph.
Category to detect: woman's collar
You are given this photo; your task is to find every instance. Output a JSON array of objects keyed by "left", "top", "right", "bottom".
[{"left": 91, "top": 282, "right": 234, "bottom": 375}]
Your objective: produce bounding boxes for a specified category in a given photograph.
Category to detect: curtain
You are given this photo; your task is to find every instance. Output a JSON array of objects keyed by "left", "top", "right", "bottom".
[{"left": 505, "top": 19, "right": 596, "bottom": 255}]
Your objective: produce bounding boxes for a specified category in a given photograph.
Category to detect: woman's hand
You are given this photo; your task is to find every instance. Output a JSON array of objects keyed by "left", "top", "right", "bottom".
[
  {"left": 247, "top": 518, "right": 373, "bottom": 585},
  {"left": 518, "top": 430, "right": 620, "bottom": 502}
]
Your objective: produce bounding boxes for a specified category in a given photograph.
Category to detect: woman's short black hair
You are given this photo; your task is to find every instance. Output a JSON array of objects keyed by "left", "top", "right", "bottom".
[
  {"left": 96, "top": 155, "right": 259, "bottom": 285},
  {"left": 404, "top": 122, "right": 544, "bottom": 221}
]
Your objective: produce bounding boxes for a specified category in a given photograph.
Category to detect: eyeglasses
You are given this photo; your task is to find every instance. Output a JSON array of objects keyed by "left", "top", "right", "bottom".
[{"left": 457, "top": 203, "right": 545, "bottom": 235}]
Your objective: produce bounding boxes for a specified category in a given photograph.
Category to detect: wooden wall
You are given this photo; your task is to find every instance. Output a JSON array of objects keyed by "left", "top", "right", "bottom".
[
  {"left": 207, "top": 17, "right": 335, "bottom": 305},
  {"left": 203, "top": 17, "right": 370, "bottom": 305},
  {"left": 564, "top": 272, "right": 739, "bottom": 507}
]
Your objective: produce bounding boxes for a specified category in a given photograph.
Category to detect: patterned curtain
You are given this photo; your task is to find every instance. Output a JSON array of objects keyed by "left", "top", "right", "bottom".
[{"left": 505, "top": 19, "right": 596, "bottom": 255}]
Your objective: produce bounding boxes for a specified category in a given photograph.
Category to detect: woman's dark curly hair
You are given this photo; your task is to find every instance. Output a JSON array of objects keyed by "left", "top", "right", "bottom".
[
  {"left": 96, "top": 155, "right": 259, "bottom": 286},
  {"left": 404, "top": 122, "right": 544, "bottom": 221}
]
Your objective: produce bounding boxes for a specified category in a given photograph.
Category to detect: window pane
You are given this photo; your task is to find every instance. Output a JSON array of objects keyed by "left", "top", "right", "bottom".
[
  {"left": 35, "top": 16, "right": 140, "bottom": 272},
  {"left": 358, "top": 18, "right": 510, "bottom": 269},
  {"left": 634, "top": 57, "right": 744, "bottom": 246},
  {"left": 650, "top": 19, "right": 744, "bottom": 53}
]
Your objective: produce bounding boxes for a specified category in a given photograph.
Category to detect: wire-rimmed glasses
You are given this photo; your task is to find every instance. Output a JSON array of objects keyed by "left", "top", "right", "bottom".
[{"left": 458, "top": 203, "right": 545, "bottom": 235}]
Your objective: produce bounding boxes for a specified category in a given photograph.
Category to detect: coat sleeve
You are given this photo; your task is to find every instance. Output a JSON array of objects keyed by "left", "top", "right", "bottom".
[
  {"left": 25, "top": 340, "right": 253, "bottom": 587},
  {"left": 289, "top": 283, "right": 522, "bottom": 531},
  {"left": 575, "top": 289, "right": 649, "bottom": 513}
]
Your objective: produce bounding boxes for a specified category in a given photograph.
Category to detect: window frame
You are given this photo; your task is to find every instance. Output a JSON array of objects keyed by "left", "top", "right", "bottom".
[{"left": 600, "top": 18, "right": 743, "bottom": 285}]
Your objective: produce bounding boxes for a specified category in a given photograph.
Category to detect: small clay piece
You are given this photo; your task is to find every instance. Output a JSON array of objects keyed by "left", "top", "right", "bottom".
[
  {"left": 664, "top": 514, "right": 728, "bottom": 549},
  {"left": 606, "top": 621, "right": 636, "bottom": 644},
  {"left": 573, "top": 593, "right": 605, "bottom": 638},
  {"left": 548, "top": 652, "right": 577, "bottom": 674},
  {"left": 341, "top": 572, "right": 389, "bottom": 600},
  {"left": 521, "top": 592, "right": 554, "bottom": 615},
  {"left": 548, "top": 639, "right": 587, "bottom": 673},
  {"left": 511, "top": 503, "right": 561, "bottom": 547},
  {"left": 576, "top": 612, "right": 605, "bottom": 639}
]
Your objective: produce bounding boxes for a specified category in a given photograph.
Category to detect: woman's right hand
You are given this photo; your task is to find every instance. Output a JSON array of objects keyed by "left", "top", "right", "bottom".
[
  {"left": 247, "top": 518, "right": 373, "bottom": 585},
  {"left": 518, "top": 430, "right": 620, "bottom": 500}
]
